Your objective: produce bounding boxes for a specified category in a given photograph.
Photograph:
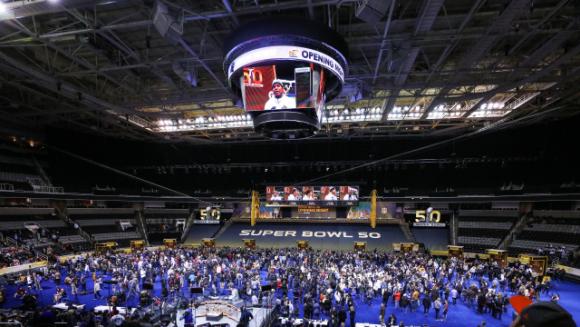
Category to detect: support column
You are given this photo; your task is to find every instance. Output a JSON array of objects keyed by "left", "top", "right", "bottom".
[
  {"left": 250, "top": 191, "right": 260, "bottom": 226},
  {"left": 370, "top": 189, "right": 377, "bottom": 228}
]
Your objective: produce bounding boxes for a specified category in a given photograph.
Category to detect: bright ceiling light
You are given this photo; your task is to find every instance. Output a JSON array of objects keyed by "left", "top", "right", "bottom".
[{"left": 0, "top": 2, "right": 7, "bottom": 14}]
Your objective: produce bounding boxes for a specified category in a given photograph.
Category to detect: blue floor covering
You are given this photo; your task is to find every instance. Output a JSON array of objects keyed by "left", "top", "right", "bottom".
[{"left": 2, "top": 270, "right": 579, "bottom": 327}]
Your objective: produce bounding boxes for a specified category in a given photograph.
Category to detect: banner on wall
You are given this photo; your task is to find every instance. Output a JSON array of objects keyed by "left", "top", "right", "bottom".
[
  {"left": 218, "top": 223, "right": 408, "bottom": 250},
  {"left": 239, "top": 229, "right": 382, "bottom": 239}
]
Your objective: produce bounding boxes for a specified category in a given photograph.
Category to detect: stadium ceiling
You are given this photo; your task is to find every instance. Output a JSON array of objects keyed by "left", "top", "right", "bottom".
[{"left": 0, "top": 0, "right": 579, "bottom": 143}]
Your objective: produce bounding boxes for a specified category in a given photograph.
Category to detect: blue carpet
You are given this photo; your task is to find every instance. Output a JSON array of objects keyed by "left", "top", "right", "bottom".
[{"left": 2, "top": 270, "right": 579, "bottom": 327}]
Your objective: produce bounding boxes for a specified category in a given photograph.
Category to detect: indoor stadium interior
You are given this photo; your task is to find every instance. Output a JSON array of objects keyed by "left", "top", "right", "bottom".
[{"left": 0, "top": 0, "right": 579, "bottom": 327}]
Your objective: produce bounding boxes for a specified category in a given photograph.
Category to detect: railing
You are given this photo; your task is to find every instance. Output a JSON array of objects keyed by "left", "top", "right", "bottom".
[
  {"left": 77, "top": 228, "right": 94, "bottom": 244},
  {"left": 5, "top": 237, "right": 17, "bottom": 246},
  {"left": 399, "top": 222, "right": 415, "bottom": 242},
  {"left": 0, "top": 171, "right": 42, "bottom": 183},
  {"left": 55, "top": 207, "right": 95, "bottom": 245},
  {"left": 32, "top": 155, "right": 53, "bottom": 186},
  {"left": 498, "top": 213, "right": 530, "bottom": 250},
  {"left": 450, "top": 212, "right": 458, "bottom": 246},
  {"left": 136, "top": 210, "right": 149, "bottom": 246},
  {"left": 34, "top": 250, "right": 48, "bottom": 261},
  {"left": 0, "top": 183, "right": 14, "bottom": 191},
  {"left": 32, "top": 185, "right": 65, "bottom": 193},
  {"left": 180, "top": 210, "right": 197, "bottom": 243},
  {"left": 27, "top": 176, "right": 46, "bottom": 187},
  {"left": 211, "top": 218, "right": 235, "bottom": 240}
]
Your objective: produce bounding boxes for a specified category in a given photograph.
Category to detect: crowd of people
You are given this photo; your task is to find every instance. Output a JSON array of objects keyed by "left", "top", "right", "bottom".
[
  {"left": 0, "top": 246, "right": 573, "bottom": 327},
  {"left": 0, "top": 244, "right": 38, "bottom": 268}
]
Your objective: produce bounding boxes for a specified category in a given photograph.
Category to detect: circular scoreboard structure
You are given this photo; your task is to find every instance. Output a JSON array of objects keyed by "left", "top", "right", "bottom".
[{"left": 224, "top": 18, "right": 348, "bottom": 139}]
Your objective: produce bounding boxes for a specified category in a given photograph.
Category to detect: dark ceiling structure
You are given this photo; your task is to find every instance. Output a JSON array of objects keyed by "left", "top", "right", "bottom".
[{"left": 0, "top": 0, "right": 579, "bottom": 144}]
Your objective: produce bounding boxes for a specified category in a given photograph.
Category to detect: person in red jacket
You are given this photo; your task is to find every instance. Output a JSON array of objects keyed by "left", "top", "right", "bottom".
[{"left": 394, "top": 290, "right": 401, "bottom": 309}]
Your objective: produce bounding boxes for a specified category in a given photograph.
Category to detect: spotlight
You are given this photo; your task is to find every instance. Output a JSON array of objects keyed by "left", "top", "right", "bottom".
[{"left": 0, "top": 2, "right": 7, "bottom": 14}]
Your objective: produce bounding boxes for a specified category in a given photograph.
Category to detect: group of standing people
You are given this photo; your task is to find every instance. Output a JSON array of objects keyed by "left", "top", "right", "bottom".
[{"left": 3, "top": 245, "right": 564, "bottom": 327}]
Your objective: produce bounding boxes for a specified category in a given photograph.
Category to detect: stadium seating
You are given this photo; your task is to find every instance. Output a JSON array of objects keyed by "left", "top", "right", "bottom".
[
  {"left": 67, "top": 208, "right": 142, "bottom": 247},
  {"left": 183, "top": 224, "right": 222, "bottom": 245},
  {"left": 509, "top": 210, "right": 580, "bottom": 257},
  {"left": 143, "top": 208, "right": 189, "bottom": 244},
  {"left": 0, "top": 206, "right": 91, "bottom": 254},
  {"left": 411, "top": 227, "right": 449, "bottom": 250},
  {"left": 457, "top": 210, "right": 518, "bottom": 252},
  {"left": 0, "top": 141, "right": 54, "bottom": 192}
]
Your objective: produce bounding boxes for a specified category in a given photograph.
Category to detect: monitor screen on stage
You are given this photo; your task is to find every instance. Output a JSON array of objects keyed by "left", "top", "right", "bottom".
[
  {"left": 241, "top": 63, "right": 326, "bottom": 113},
  {"left": 266, "top": 185, "right": 358, "bottom": 206}
]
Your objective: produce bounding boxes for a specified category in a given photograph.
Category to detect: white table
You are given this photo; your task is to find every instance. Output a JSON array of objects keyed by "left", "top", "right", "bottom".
[
  {"left": 52, "top": 303, "right": 85, "bottom": 310},
  {"left": 93, "top": 305, "right": 136, "bottom": 315}
]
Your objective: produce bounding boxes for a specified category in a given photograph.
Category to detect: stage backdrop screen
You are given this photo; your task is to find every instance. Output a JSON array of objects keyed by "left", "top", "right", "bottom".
[
  {"left": 241, "top": 63, "right": 326, "bottom": 112},
  {"left": 266, "top": 186, "right": 359, "bottom": 206}
]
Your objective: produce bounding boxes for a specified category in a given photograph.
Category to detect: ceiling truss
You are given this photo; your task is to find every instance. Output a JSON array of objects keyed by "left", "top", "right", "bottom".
[{"left": 0, "top": 0, "right": 578, "bottom": 142}]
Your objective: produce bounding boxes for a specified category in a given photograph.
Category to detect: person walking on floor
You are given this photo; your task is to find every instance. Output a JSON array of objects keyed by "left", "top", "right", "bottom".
[
  {"left": 422, "top": 294, "right": 431, "bottom": 315},
  {"left": 434, "top": 297, "right": 442, "bottom": 320},
  {"left": 94, "top": 278, "right": 101, "bottom": 300},
  {"left": 379, "top": 303, "right": 386, "bottom": 325},
  {"left": 451, "top": 287, "right": 458, "bottom": 305},
  {"left": 349, "top": 299, "right": 356, "bottom": 327},
  {"left": 441, "top": 299, "right": 449, "bottom": 321}
]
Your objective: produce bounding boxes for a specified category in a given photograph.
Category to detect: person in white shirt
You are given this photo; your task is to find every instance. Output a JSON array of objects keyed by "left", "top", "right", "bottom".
[
  {"left": 252, "top": 294, "right": 259, "bottom": 306},
  {"left": 270, "top": 191, "right": 282, "bottom": 201},
  {"left": 264, "top": 80, "right": 295, "bottom": 110},
  {"left": 324, "top": 187, "right": 338, "bottom": 201},
  {"left": 229, "top": 287, "right": 239, "bottom": 301},
  {"left": 342, "top": 189, "right": 358, "bottom": 201},
  {"left": 302, "top": 189, "right": 316, "bottom": 201},
  {"left": 287, "top": 188, "right": 301, "bottom": 201}
]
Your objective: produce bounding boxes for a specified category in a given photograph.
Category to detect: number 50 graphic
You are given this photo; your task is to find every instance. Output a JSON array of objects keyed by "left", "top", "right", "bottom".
[{"left": 415, "top": 210, "right": 441, "bottom": 223}]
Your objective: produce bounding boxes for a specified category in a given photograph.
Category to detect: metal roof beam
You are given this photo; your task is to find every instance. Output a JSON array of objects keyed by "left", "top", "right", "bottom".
[
  {"left": 462, "top": 42, "right": 580, "bottom": 118},
  {"left": 222, "top": 0, "right": 240, "bottom": 27},
  {"left": 380, "top": 0, "right": 444, "bottom": 120},
  {"left": 371, "top": 0, "right": 396, "bottom": 85},
  {"left": 421, "top": 0, "right": 531, "bottom": 119}
]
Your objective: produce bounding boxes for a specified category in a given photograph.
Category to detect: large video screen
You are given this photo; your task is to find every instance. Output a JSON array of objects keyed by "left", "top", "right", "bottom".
[
  {"left": 266, "top": 186, "right": 359, "bottom": 206},
  {"left": 241, "top": 63, "right": 326, "bottom": 112}
]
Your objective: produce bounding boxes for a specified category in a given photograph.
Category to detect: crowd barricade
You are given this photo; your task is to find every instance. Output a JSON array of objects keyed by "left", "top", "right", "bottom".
[{"left": 0, "top": 261, "right": 47, "bottom": 276}]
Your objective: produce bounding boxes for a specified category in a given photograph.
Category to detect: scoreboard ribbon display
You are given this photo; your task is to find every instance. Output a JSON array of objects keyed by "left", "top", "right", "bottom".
[{"left": 227, "top": 45, "right": 345, "bottom": 82}]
